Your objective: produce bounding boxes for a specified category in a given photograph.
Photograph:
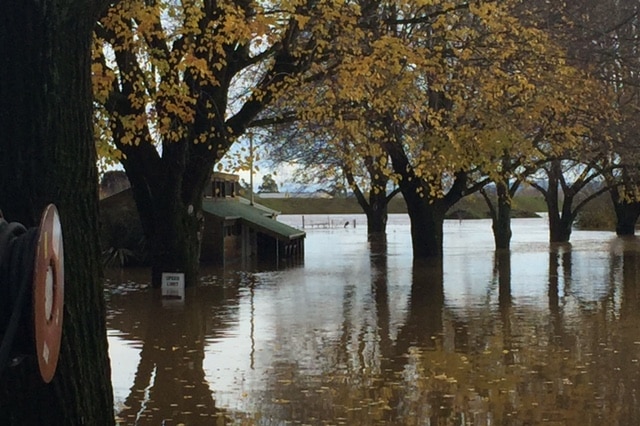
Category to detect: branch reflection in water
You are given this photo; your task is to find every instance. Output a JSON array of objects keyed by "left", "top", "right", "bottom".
[{"left": 105, "top": 215, "right": 640, "bottom": 425}]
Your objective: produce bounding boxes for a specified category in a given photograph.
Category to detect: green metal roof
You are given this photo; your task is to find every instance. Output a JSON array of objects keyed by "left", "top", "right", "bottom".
[{"left": 202, "top": 198, "right": 305, "bottom": 241}]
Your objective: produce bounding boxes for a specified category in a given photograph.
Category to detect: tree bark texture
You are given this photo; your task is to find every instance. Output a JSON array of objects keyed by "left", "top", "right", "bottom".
[{"left": 0, "top": 1, "right": 114, "bottom": 424}]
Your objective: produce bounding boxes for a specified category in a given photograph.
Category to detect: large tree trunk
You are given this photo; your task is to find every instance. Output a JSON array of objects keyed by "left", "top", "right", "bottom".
[
  {"left": 115, "top": 138, "right": 219, "bottom": 288},
  {"left": 397, "top": 171, "right": 467, "bottom": 258},
  {"left": 0, "top": 0, "right": 114, "bottom": 424},
  {"left": 122, "top": 150, "right": 206, "bottom": 288},
  {"left": 610, "top": 188, "right": 640, "bottom": 236},
  {"left": 146, "top": 194, "right": 203, "bottom": 288},
  {"left": 384, "top": 140, "right": 465, "bottom": 258},
  {"left": 401, "top": 186, "right": 447, "bottom": 257},
  {"left": 614, "top": 202, "right": 640, "bottom": 236}
]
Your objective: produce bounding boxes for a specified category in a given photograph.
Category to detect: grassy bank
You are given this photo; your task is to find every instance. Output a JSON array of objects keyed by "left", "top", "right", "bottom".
[{"left": 254, "top": 193, "right": 547, "bottom": 218}]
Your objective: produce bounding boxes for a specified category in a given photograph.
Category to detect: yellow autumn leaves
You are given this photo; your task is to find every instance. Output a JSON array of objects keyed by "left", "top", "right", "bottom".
[{"left": 92, "top": 0, "right": 612, "bottom": 191}]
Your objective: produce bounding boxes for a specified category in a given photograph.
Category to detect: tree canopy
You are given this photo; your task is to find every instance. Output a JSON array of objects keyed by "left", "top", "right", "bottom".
[
  {"left": 93, "top": 0, "right": 366, "bottom": 283},
  {"left": 261, "top": 0, "right": 612, "bottom": 250},
  {"left": 93, "top": 0, "right": 622, "bottom": 265}
]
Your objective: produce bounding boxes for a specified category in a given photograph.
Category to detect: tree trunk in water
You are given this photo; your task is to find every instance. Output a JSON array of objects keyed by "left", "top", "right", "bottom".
[
  {"left": 549, "top": 217, "right": 572, "bottom": 242},
  {"left": 125, "top": 168, "right": 205, "bottom": 288},
  {"left": 610, "top": 189, "right": 640, "bottom": 236},
  {"left": 365, "top": 192, "right": 388, "bottom": 236},
  {"left": 384, "top": 141, "right": 461, "bottom": 258},
  {"left": 614, "top": 202, "right": 640, "bottom": 236},
  {"left": 544, "top": 163, "right": 574, "bottom": 243},
  {"left": 402, "top": 187, "right": 446, "bottom": 258},
  {"left": 346, "top": 165, "right": 389, "bottom": 238},
  {"left": 492, "top": 183, "right": 513, "bottom": 249},
  {"left": 148, "top": 199, "right": 203, "bottom": 288},
  {"left": 547, "top": 191, "right": 574, "bottom": 243},
  {"left": 0, "top": 0, "right": 114, "bottom": 424},
  {"left": 366, "top": 210, "right": 387, "bottom": 235},
  {"left": 549, "top": 215, "right": 574, "bottom": 243}
]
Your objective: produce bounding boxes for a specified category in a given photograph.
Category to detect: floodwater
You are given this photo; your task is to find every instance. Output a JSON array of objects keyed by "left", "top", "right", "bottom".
[{"left": 106, "top": 214, "right": 640, "bottom": 425}]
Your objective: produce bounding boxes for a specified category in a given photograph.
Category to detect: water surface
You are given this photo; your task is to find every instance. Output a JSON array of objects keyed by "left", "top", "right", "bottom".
[{"left": 107, "top": 215, "right": 640, "bottom": 425}]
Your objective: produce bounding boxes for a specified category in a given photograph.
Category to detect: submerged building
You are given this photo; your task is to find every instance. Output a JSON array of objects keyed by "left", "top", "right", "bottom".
[
  {"left": 201, "top": 173, "right": 305, "bottom": 267},
  {"left": 100, "top": 172, "right": 305, "bottom": 267}
]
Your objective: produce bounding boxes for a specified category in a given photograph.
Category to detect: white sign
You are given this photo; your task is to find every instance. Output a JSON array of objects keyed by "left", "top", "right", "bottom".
[{"left": 161, "top": 272, "right": 185, "bottom": 300}]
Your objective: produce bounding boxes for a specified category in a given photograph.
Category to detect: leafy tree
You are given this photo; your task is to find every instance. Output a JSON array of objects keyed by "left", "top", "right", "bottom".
[
  {"left": 0, "top": 0, "right": 114, "bottom": 423},
  {"left": 258, "top": 174, "right": 279, "bottom": 193},
  {"left": 529, "top": 159, "right": 611, "bottom": 242},
  {"left": 578, "top": 0, "right": 640, "bottom": 235},
  {"left": 93, "top": 0, "right": 362, "bottom": 285},
  {"left": 480, "top": 66, "right": 611, "bottom": 246},
  {"left": 266, "top": 119, "right": 399, "bottom": 235},
  {"left": 516, "top": 0, "right": 630, "bottom": 242},
  {"left": 290, "top": 0, "right": 604, "bottom": 256}
]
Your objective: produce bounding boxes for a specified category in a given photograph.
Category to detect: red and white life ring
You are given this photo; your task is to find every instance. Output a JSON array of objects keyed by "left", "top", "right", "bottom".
[{"left": 32, "top": 204, "right": 64, "bottom": 383}]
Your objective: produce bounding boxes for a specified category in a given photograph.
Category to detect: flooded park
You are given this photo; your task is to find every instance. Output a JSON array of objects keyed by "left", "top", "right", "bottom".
[{"left": 106, "top": 214, "right": 640, "bottom": 425}]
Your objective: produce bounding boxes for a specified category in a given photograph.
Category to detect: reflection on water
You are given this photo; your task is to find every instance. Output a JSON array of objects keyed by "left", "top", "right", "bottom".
[{"left": 106, "top": 215, "right": 640, "bottom": 425}]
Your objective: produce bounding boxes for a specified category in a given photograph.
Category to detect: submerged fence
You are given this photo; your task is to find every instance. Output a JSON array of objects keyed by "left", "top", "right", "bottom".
[{"left": 301, "top": 216, "right": 357, "bottom": 229}]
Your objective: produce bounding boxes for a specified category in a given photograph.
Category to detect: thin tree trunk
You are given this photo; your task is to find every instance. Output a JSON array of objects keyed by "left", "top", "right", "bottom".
[
  {"left": 482, "top": 181, "right": 513, "bottom": 249},
  {"left": 494, "top": 249, "right": 511, "bottom": 307},
  {"left": 345, "top": 161, "right": 391, "bottom": 237},
  {"left": 0, "top": 0, "right": 114, "bottom": 423},
  {"left": 494, "top": 181, "right": 514, "bottom": 249}
]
